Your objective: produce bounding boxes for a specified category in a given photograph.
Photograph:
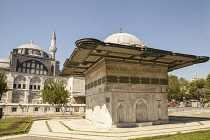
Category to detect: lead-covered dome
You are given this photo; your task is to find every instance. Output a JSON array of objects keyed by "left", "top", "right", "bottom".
[
  {"left": 104, "top": 33, "right": 143, "bottom": 46},
  {"left": 18, "top": 42, "right": 43, "bottom": 51}
]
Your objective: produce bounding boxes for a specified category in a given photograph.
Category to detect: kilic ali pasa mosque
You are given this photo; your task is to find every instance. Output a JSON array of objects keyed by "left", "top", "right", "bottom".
[
  {"left": 0, "top": 30, "right": 85, "bottom": 118},
  {"left": 1, "top": 29, "right": 209, "bottom": 128}
]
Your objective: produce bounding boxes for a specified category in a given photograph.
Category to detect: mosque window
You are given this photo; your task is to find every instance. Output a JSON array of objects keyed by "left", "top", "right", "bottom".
[
  {"left": 35, "top": 51, "right": 40, "bottom": 55},
  {"left": 14, "top": 76, "right": 26, "bottom": 90},
  {"left": 75, "top": 107, "right": 79, "bottom": 112},
  {"left": 32, "top": 63, "right": 35, "bottom": 68},
  {"left": 37, "top": 64, "right": 39, "bottom": 69},
  {"left": 44, "top": 71, "right": 47, "bottom": 75},
  {"left": 56, "top": 108, "right": 60, "bottom": 112},
  {"left": 40, "top": 70, "right": 43, "bottom": 74},
  {"left": 27, "top": 69, "right": 30, "bottom": 73},
  {"left": 30, "top": 77, "right": 41, "bottom": 90},
  {"left": 31, "top": 69, "right": 35, "bottom": 74},
  {"left": 51, "top": 65, "right": 54, "bottom": 74},
  {"left": 23, "top": 84, "right": 26, "bottom": 89},
  {"left": 17, "top": 60, "right": 48, "bottom": 75},
  {"left": 34, "top": 107, "right": 39, "bottom": 111},
  {"left": 34, "top": 85, "right": 37, "bottom": 90},
  {"left": 18, "top": 76, "right": 22, "bottom": 81},
  {"left": 12, "top": 108, "right": 17, "bottom": 112},
  {"left": 18, "top": 84, "right": 21, "bottom": 89},
  {"left": 45, "top": 107, "right": 50, "bottom": 112}
]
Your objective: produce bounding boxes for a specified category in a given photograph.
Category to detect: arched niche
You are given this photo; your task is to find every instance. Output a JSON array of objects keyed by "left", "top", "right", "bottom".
[
  {"left": 30, "top": 77, "right": 41, "bottom": 90},
  {"left": 117, "top": 103, "right": 124, "bottom": 123},
  {"left": 13, "top": 75, "right": 26, "bottom": 89},
  {"left": 135, "top": 99, "right": 148, "bottom": 122},
  {"left": 44, "top": 78, "right": 53, "bottom": 85}
]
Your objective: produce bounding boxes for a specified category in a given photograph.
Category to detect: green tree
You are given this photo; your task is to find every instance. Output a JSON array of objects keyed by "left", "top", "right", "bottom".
[
  {"left": 205, "top": 73, "right": 210, "bottom": 89},
  {"left": 179, "top": 77, "right": 187, "bottom": 83},
  {"left": 196, "top": 88, "right": 210, "bottom": 106},
  {"left": 188, "top": 85, "right": 198, "bottom": 99},
  {"left": 178, "top": 77, "right": 189, "bottom": 98},
  {"left": 191, "top": 79, "right": 205, "bottom": 89},
  {"left": 188, "top": 79, "right": 205, "bottom": 100},
  {"left": 167, "top": 75, "right": 182, "bottom": 101},
  {"left": 41, "top": 80, "right": 70, "bottom": 108},
  {"left": 0, "top": 71, "right": 8, "bottom": 101}
]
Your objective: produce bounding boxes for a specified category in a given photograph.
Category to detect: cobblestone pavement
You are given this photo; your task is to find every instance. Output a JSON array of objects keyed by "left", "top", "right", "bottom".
[{"left": 1, "top": 108, "right": 210, "bottom": 140}]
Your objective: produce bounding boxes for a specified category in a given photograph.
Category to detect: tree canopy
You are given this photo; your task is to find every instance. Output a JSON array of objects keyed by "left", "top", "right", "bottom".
[
  {"left": 41, "top": 80, "right": 70, "bottom": 106},
  {"left": 167, "top": 75, "right": 181, "bottom": 101},
  {"left": 205, "top": 74, "right": 210, "bottom": 89},
  {"left": 167, "top": 73, "right": 210, "bottom": 104},
  {"left": 0, "top": 70, "right": 8, "bottom": 101}
]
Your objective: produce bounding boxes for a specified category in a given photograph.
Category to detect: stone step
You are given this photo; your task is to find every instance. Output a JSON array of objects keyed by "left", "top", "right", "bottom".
[{"left": 113, "top": 122, "right": 153, "bottom": 128}]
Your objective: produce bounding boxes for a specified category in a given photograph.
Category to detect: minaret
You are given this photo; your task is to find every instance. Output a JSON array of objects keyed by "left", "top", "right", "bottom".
[{"left": 49, "top": 30, "right": 57, "bottom": 60}]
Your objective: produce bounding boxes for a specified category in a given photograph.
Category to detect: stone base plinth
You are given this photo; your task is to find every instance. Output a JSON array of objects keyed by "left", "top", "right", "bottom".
[
  {"left": 152, "top": 119, "right": 169, "bottom": 125},
  {"left": 86, "top": 119, "right": 169, "bottom": 128},
  {"left": 113, "top": 122, "right": 152, "bottom": 128}
]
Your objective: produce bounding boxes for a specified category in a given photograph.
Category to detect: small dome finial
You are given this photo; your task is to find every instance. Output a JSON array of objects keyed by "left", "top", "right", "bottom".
[
  {"left": 120, "top": 24, "right": 122, "bottom": 33},
  {"left": 31, "top": 40, "right": 34, "bottom": 45}
]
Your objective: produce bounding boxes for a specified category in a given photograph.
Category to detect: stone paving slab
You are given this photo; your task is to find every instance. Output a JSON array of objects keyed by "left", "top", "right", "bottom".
[
  {"left": 29, "top": 120, "right": 49, "bottom": 135},
  {"left": 47, "top": 120, "right": 69, "bottom": 133},
  {"left": 1, "top": 108, "right": 210, "bottom": 140}
]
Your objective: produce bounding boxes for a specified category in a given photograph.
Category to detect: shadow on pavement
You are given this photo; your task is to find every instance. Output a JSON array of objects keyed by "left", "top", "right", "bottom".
[{"left": 169, "top": 116, "right": 210, "bottom": 124}]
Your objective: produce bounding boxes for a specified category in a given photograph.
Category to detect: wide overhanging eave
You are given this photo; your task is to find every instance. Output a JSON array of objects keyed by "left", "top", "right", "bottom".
[{"left": 62, "top": 38, "right": 209, "bottom": 76}]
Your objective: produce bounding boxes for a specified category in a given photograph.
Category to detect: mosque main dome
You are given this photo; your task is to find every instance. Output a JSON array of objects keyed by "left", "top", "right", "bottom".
[
  {"left": 104, "top": 33, "right": 143, "bottom": 46},
  {"left": 18, "top": 41, "right": 43, "bottom": 51}
]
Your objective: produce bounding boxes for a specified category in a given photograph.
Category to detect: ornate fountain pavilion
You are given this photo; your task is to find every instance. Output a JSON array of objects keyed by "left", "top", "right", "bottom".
[{"left": 62, "top": 32, "right": 209, "bottom": 128}]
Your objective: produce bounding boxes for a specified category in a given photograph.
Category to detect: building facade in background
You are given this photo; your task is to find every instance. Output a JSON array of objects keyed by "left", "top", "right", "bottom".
[{"left": 0, "top": 31, "right": 85, "bottom": 118}]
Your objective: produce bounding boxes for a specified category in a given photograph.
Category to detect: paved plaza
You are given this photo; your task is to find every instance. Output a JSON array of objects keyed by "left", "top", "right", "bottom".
[{"left": 1, "top": 108, "right": 210, "bottom": 140}]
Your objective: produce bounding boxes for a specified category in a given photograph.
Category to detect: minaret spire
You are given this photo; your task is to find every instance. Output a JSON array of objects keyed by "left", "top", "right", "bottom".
[
  {"left": 120, "top": 24, "right": 122, "bottom": 33},
  {"left": 52, "top": 29, "right": 56, "bottom": 39},
  {"left": 49, "top": 29, "right": 57, "bottom": 60}
]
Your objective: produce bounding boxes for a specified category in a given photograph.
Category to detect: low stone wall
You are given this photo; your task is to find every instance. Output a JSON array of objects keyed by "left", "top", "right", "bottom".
[{"left": 0, "top": 103, "right": 85, "bottom": 118}]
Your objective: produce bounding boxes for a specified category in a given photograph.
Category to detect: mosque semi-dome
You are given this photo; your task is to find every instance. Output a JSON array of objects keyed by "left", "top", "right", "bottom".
[
  {"left": 18, "top": 41, "right": 43, "bottom": 51},
  {"left": 104, "top": 33, "right": 143, "bottom": 46}
]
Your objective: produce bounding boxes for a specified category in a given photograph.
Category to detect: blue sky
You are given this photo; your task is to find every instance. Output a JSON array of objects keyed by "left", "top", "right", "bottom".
[{"left": 0, "top": 0, "right": 209, "bottom": 80}]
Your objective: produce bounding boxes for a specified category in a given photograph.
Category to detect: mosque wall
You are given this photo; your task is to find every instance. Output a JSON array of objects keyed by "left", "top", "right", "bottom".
[
  {"left": 0, "top": 71, "right": 85, "bottom": 118},
  {"left": 1, "top": 104, "right": 85, "bottom": 118},
  {"left": 0, "top": 71, "right": 69, "bottom": 104},
  {"left": 0, "top": 31, "right": 87, "bottom": 118}
]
